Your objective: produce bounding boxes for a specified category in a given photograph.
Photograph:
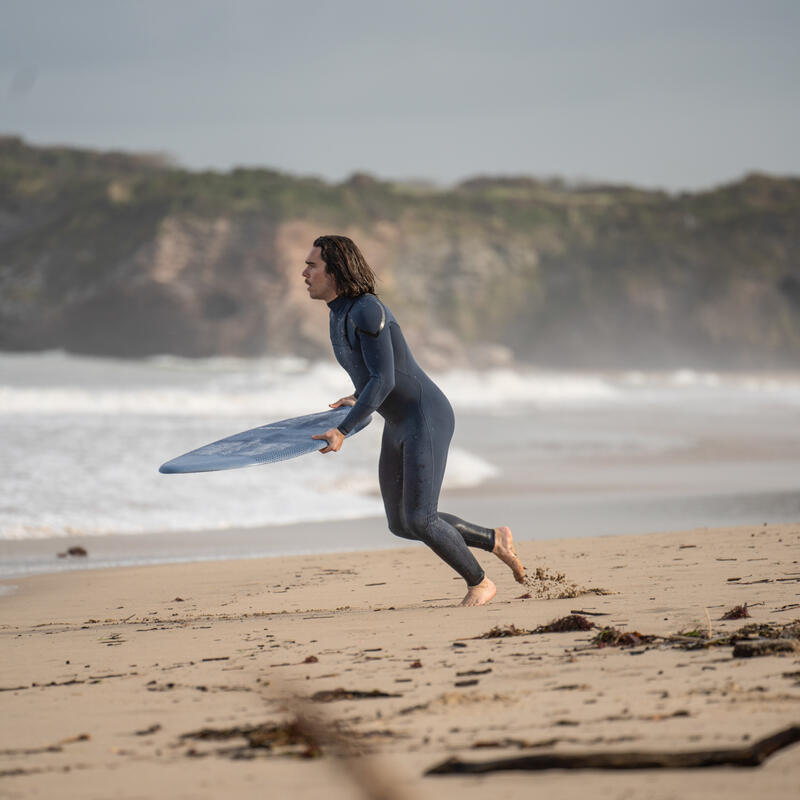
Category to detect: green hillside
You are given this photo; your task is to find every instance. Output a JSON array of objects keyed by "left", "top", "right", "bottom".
[{"left": 1, "top": 135, "right": 799, "bottom": 367}]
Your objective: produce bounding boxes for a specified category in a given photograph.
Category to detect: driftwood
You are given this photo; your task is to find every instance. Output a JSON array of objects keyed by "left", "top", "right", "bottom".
[{"left": 425, "top": 725, "right": 800, "bottom": 774}]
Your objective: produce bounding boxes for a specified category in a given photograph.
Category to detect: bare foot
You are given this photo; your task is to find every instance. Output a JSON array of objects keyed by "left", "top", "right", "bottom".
[
  {"left": 460, "top": 577, "right": 497, "bottom": 606},
  {"left": 493, "top": 526, "right": 525, "bottom": 584}
]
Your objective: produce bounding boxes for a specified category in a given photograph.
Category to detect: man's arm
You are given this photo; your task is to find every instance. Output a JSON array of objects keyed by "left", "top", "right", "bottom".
[{"left": 337, "top": 298, "right": 394, "bottom": 435}]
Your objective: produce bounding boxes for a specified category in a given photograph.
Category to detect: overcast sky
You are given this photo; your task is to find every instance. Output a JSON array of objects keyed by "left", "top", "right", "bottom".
[{"left": 2, "top": 0, "right": 798, "bottom": 190}]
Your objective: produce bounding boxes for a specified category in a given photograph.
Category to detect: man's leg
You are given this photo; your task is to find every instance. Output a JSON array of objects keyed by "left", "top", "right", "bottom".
[
  {"left": 378, "top": 425, "right": 415, "bottom": 541},
  {"left": 439, "top": 513, "right": 525, "bottom": 584},
  {"left": 399, "top": 429, "right": 495, "bottom": 605},
  {"left": 438, "top": 513, "right": 495, "bottom": 550}
]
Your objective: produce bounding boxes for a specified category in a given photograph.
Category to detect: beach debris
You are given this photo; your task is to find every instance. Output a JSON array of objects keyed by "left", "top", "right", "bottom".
[
  {"left": 774, "top": 603, "right": 800, "bottom": 613},
  {"left": 720, "top": 604, "right": 751, "bottom": 620},
  {"left": 471, "top": 734, "right": 638, "bottom": 751},
  {"left": 472, "top": 737, "right": 542, "bottom": 749},
  {"left": 0, "top": 733, "right": 89, "bottom": 757},
  {"left": 592, "top": 627, "right": 656, "bottom": 648},
  {"left": 425, "top": 724, "right": 800, "bottom": 774},
  {"left": 516, "top": 592, "right": 532, "bottom": 599},
  {"left": 310, "top": 688, "right": 401, "bottom": 703},
  {"left": 475, "top": 624, "right": 532, "bottom": 639},
  {"left": 146, "top": 681, "right": 175, "bottom": 691},
  {"left": 57, "top": 546, "right": 88, "bottom": 558},
  {"left": 731, "top": 620, "right": 800, "bottom": 642},
  {"left": 552, "top": 684, "right": 590, "bottom": 691},
  {"left": 433, "top": 691, "right": 509, "bottom": 707},
  {"left": 732, "top": 640, "right": 799, "bottom": 658},
  {"left": 409, "top": 660, "right": 422, "bottom": 669},
  {"left": 783, "top": 671, "right": 800, "bottom": 686},
  {"left": 303, "top": 655, "right": 319, "bottom": 664},
  {"left": 181, "top": 720, "right": 322, "bottom": 758},
  {"left": 584, "top": 618, "right": 800, "bottom": 654},
  {"left": 455, "top": 668, "right": 492, "bottom": 676},
  {"left": 134, "top": 724, "right": 161, "bottom": 736},
  {"left": 570, "top": 609, "right": 611, "bottom": 616},
  {"left": 535, "top": 614, "right": 594, "bottom": 633},
  {"left": 454, "top": 679, "right": 479, "bottom": 687}
]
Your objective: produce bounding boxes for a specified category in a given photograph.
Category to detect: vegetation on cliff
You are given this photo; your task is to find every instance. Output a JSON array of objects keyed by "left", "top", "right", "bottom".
[{"left": 1, "top": 135, "right": 798, "bottom": 367}]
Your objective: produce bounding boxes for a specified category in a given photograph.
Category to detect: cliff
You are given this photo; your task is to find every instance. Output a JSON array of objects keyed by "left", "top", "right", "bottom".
[{"left": 2, "top": 135, "right": 799, "bottom": 368}]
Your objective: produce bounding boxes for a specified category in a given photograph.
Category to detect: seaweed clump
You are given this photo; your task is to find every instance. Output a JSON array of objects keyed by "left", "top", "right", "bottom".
[
  {"left": 720, "top": 604, "right": 750, "bottom": 620},
  {"left": 476, "top": 624, "right": 532, "bottom": 639},
  {"left": 592, "top": 627, "right": 655, "bottom": 648},
  {"left": 181, "top": 720, "right": 322, "bottom": 759},
  {"left": 535, "top": 614, "right": 595, "bottom": 633}
]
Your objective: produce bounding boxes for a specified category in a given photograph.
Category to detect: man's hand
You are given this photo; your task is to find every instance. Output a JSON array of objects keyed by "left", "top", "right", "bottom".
[
  {"left": 312, "top": 427, "right": 345, "bottom": 454},
  {"left": 329, "top": 395, "right": 356, "bottom": 408}
]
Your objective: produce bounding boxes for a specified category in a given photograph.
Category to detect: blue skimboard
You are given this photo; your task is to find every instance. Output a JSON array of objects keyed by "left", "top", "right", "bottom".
[{"left": 159, "top": 407, "right": 371, "bottom": 474}]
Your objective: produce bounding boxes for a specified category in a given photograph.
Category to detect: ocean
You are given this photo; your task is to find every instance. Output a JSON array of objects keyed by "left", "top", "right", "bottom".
[{"left": 2, "top": 351, "right": 799, "bottom": 579}]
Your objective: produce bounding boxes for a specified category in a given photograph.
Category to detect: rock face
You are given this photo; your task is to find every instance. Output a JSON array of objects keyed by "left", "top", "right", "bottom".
[{"left": 2, "top": 136, "right": 800, "bottom": 367}]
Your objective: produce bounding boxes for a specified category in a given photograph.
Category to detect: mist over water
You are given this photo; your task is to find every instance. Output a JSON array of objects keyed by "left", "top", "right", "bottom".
[{"left": 2, "top": 351, "right": 799, "bottom": 578}]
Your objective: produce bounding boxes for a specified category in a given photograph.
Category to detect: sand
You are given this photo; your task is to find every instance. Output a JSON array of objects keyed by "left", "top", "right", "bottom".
[{"left": 2, "top": 523, "right": 800, "bottom": 799}]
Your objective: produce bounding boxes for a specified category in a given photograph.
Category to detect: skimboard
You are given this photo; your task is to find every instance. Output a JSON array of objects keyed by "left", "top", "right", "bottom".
[{"left": 159, "top": 407, "right": 371, "bottom": 474}]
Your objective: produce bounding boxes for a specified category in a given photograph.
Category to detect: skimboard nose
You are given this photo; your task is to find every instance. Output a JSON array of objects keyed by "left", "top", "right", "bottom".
[{"left": 158, "top": 408, "right": 371, "bottom": 474}]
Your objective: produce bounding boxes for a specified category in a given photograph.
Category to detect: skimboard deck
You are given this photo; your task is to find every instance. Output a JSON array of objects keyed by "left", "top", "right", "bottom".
[{"left": 159, "top": 407, "right": 371, "bottom": 474}]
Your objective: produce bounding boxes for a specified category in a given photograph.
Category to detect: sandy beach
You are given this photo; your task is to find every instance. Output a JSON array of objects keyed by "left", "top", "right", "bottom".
[{"left": 2, "top": 522, "right": 799, "bottom": 799}]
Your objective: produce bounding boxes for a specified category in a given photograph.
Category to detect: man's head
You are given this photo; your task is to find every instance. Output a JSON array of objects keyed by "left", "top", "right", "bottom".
[{"left": 303, "top": 235, "right": 376, "bottom": 302}]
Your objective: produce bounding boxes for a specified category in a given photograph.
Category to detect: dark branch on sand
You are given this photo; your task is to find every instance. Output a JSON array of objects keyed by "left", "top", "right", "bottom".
[{"left": 425, "top": 725, "right": 800, "bottom": 775}]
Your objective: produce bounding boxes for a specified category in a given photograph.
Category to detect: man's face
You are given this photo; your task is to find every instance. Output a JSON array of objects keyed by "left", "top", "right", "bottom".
[{"left": 302, "top": 247, "right": 339, "bottom": 302}]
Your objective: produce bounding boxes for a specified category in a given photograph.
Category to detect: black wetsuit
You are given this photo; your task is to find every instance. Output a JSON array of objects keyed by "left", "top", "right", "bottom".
[{"left": 328, "top": 293, "right": 495, "bottom": 586}]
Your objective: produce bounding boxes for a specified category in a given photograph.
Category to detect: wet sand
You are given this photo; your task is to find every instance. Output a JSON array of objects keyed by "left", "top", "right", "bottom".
[{"left": 1, "top": 523, "right": 799, "bottom": 799}]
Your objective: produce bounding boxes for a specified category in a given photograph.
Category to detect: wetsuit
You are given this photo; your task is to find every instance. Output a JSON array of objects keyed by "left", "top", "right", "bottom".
[{"left": 328, "top": 293, "right": 495, "bottom": 586}]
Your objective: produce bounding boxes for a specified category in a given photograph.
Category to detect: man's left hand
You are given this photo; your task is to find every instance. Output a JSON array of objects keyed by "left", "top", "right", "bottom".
[{"left": 312, "top": 428, "right": 345, "bottom": 454}]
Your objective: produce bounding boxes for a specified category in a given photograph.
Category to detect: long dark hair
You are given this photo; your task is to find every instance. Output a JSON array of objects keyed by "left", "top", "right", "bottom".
[{"left": 313, "top": 235, "right": 377, "bottom": 297}]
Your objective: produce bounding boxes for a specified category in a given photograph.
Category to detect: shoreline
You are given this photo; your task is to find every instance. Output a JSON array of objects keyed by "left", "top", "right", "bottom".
[
  {"left": 4, "top": 481, "right": 800, "bottom": 582},
  {"left": 2, "top": 523, "right": 799, "bottom": 798}
]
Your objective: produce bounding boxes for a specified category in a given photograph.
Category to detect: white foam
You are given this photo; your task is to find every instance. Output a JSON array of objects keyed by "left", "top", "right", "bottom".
[
  {"left": 3, "top": 351, "right": 800, "bottom": 542},
  {"left": 0, "top": 400, "right": 500, "bottom": 541},
  {"left": 0, "top": 363, "right": 624, "bottom": 416},
  {"left": 435, "top": 369, "right": 620, "bottom": 410}
]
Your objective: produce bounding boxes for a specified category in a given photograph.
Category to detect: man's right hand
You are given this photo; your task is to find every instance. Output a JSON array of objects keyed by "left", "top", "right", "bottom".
[{"left": 329, "top": 395, "right": 357, "bottom": 408}]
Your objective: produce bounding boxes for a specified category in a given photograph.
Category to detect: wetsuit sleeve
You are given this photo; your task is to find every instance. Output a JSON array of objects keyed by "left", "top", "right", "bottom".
[{"left": 337, "top": 300, "right": 395, "bottom": 435}]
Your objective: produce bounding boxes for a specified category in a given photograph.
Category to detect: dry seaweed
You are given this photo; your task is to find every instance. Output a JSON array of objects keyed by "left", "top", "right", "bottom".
[
  {"left": 592, "top": 627, "right": 656, "bottom": 648},
  {"left": 475, "top": 624, "right": 532, "bottom": 639},
  {"left": 181, "top": 720, "right": 322, "bottom": 759},
  {"left": 586, "top": 618, "right": 800, "bottom": 653},
  {"left": 310, "top": 688, "right": 402, "bottom": 702},
  {"left": 731, "top": 620, "right": 800, "bottom": 641},
  {"left": 732, "top": 640, "right": 799, "bottom": 658},
  {"left": 720, "top": 604, "right": 750, "bottom": 620},
  {"left": 535, "top": 614, "right": 595, "bottom": 633}
]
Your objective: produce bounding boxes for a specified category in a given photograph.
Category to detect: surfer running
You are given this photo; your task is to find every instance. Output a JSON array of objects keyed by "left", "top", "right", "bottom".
[{"left": 304, "top": 235, "right": 525, "bottom": 606}]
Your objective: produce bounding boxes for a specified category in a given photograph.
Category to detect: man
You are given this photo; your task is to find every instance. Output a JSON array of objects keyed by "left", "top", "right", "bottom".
[{"left": 304, "top": 235, "right": 525, "bottom": 606}]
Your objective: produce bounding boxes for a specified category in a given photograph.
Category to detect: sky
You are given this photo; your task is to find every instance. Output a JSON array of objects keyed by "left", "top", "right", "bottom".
[{"left": 1, "top": 0, "right": 798, "bottom": 191}]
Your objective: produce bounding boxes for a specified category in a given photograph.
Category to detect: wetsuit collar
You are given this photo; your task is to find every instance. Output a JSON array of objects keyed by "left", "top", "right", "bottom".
[{"left": 327, "top": 295, "right": 351, "bottom": 313}]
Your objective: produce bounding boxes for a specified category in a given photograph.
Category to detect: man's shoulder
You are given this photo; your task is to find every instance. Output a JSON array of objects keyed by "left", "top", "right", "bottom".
[{"left": 349, "top": 294, "right": 386, "bottom": 337}]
